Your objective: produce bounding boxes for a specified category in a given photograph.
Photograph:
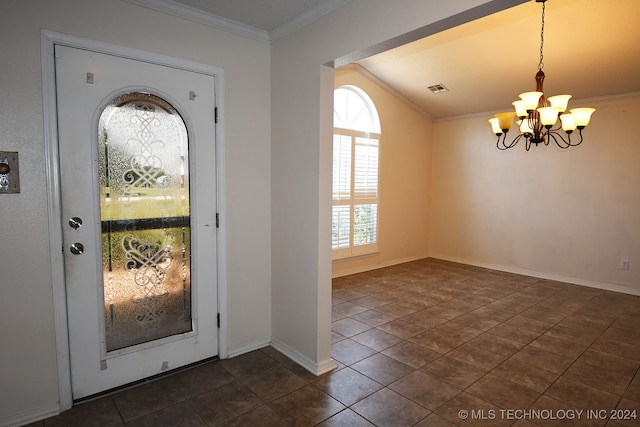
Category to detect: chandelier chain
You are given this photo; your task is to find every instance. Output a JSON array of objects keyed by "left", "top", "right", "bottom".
[{"left": 538, "top": 0, "right": 545, "bottom": 71}]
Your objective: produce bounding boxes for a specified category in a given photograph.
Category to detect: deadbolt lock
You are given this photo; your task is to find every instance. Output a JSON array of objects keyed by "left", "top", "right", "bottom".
[
  {"left": 69, "top": 217, "right": 83, "bottom": 230},
  {"left": 70, "top": 243, "right": 84, "bottom": 255}
]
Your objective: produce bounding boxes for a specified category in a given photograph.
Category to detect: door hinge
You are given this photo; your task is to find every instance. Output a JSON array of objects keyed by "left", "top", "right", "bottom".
[
  {"left": 216, "top": 212, "right": 219, "bottom": 228},
  {"left": 217, "top": 313, "right": 220, "bottom": 328},
  {"left": 214, "top": 107, "right": 218, "bottom": 124}
]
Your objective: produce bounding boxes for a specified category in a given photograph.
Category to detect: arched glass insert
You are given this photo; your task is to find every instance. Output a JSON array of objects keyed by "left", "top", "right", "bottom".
[
  {"left": 333, "top": 85, "right": 381, "bottom": 257},
  {"left": 98, "top": 92, "right": 192, "bottom": 352}
]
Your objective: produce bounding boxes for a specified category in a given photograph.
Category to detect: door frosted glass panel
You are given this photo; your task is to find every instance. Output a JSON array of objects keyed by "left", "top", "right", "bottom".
[{"left": 98, "top": 92, "right": 191, "bottom": 352}]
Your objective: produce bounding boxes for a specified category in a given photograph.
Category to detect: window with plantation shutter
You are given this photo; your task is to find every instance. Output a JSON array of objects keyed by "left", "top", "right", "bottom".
[
  {"left": 354, "top": 136, "right": 378, "bottom": 199},
  {"left": 332, "top": 86, "right": 380, "bottom": 259}
]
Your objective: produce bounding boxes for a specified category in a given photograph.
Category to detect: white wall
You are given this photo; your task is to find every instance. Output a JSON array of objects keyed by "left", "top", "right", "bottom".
[
  {"left": 0, "top": 0, "right": 271, "bottom": 423},
  {"left": 430, "top": 94, "right": 640, "bottom": 294},
  {"left": 332, "top": 67, "right": 432, "bottom": 278},
  {"left": 270, "top": 0, "right": 520, "bottom": 376}
]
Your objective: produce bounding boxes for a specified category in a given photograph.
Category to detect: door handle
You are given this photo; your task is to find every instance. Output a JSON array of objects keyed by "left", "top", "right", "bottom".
[{"left": 70, "top": 242, "right": 84, "bottom": 255}]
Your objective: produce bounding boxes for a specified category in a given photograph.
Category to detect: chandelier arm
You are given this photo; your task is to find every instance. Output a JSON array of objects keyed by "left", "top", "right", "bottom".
[
  {"left": 546, "top": 130, "right": 570, "bottom": 149},
  {"left": 546, "top": 129, "right": 587, "bottom": 149},
  {"left": 497, "top": 133, "right": 511, "bottom": 150},
  {"left": 572, "top": 128, "right": 585, "bottom": 147},
  {"left": 525, "top": 135, "right": 533, "bottom": 151},
  {"left": 496, "top": 134, "right": 508, "bottom": 150},
  {"left": 497, "top": 133, "right": 523, "bottom": 150}
]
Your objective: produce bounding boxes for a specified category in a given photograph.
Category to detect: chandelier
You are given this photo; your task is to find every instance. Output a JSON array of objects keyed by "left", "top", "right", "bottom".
[{"left": 489, "top": 0, "right": 595, "bottom": 151}]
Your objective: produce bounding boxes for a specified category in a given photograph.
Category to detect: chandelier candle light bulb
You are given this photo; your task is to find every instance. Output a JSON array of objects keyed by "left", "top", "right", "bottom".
[
  {"left": 548, "top": 94, "right": 571, "bottom": 112},
  {"left": 538, "top": 106, "right": 560, "bottom": 127},
  {"left": 570, "top": 108, "right": 596, "bottom": 127},
  {"left": 520, "top": 91, "right": 543, "bottom": 112},
  {"left": 489, "top": 0, "right": 595, "bottom": 151},
  {"left": 560, "top": 113, "right": 576, "bottom": 132}
]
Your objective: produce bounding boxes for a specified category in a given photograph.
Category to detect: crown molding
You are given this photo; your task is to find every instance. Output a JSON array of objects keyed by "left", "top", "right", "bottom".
[
  {"left": 124, "top": 0, "right": 351, "bottom": 43},
  {"left": 124, "top": 0, "right": 271, "bottom": 42},
  {"left": 269, "top": 0, "right": 351, "bottom": 42}
]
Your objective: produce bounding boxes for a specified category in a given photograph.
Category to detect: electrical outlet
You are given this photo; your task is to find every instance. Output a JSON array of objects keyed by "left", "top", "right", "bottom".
[{"left": 620, "top": 259, "right": 629, "bottom": 270}]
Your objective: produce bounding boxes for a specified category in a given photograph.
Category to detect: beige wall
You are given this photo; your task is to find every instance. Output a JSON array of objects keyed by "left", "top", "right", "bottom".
[
  {"left": 0, "top": 0, "right": 271, "bottom": 423},
  {"left": 271, "top": 0, "right": 514, "bottom": 379},
  {"left": 332, "top": 67, "right": 432, "bottom": 277},
  {"left": 430, "top": 94, "right": 640, "bottom": 294}
]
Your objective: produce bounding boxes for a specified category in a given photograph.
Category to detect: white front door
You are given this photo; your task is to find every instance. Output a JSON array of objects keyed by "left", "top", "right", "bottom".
[{"left": 55, "top": 44, "right": 218, "bottom": 399}]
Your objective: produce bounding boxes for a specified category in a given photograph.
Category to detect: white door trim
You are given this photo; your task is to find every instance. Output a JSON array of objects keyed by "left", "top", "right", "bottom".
[{"left": 40, "top": 29, "right": 228, "bottom": 412}]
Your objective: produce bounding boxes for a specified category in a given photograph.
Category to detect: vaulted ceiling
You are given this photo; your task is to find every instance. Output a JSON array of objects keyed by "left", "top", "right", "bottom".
[{"left": 129, "top": 0, "right": 640, "bottom": 119}]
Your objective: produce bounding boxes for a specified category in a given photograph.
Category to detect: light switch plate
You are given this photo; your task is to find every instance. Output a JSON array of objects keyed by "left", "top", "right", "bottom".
[{"left": 0, "top": 151, "right": 20, "bottom": 193}]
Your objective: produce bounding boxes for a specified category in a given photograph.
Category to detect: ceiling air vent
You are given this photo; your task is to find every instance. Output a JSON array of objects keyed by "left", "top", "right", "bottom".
[{"left": 427, "top": 83, "right": 449, "bottom": 94}]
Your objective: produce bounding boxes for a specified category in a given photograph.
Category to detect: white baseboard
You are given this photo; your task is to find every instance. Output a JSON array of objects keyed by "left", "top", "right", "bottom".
[
  {"left": 332, "top": 254, "right": 430, "bottom": 278},
  {"left": 226, "top": 337, "right": 272, "bottom": 359},
  {"left": 271, "top": 337, "right": 338, "bottom": 376},
  {"left": 0, "top": 403, "right": 60, "bottom": 427},
  {"left": 431, "top": 254, "right": 640, "bottom": 296},
  {"left": 228, "top": 336, "right": 338, "bottom": 376}
]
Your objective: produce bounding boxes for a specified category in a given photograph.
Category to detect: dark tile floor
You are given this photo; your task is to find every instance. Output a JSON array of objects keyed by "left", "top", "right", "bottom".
[{"left": 28, "top": 258, "right": 640, "bottom": 426}]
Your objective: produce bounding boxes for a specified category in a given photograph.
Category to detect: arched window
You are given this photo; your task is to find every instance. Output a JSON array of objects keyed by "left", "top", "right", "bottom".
[{"left": 333, "top": 86, "right": 381, "bottom": 258}]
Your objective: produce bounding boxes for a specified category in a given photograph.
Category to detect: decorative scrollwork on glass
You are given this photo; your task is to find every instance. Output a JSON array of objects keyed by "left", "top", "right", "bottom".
[
  {"left": 121, "top": 102, "right": 172, "bottom": 200},
  {"left": 122, "top": 234, "right": 172, "bottom": 323},
  {"left": 99, "top": 91, "right": 191, "bottom": 351}
]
